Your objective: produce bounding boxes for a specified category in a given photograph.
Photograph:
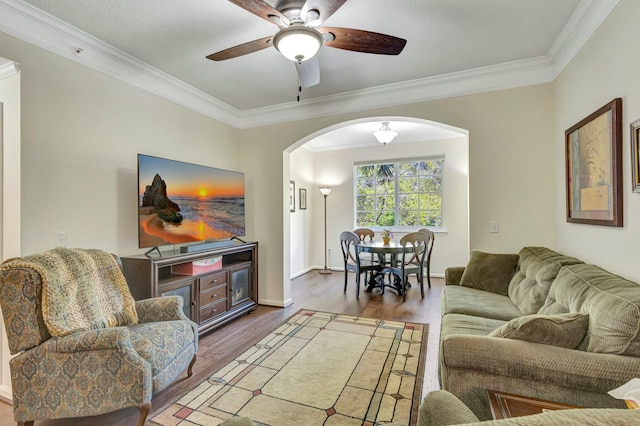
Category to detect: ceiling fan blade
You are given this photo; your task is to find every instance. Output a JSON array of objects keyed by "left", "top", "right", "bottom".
[
  {"left": 296, "top": 57, "right": 320, "bottom": 88},
  {"left": 206, "top": 36, "right": 273, "bottom": 61},
  {"left": 228, "top": 0, "right": 289, "bottom": 26},
  {"left": 301, "top": 0, "right": 347, "bottom": 24},
  {"left": 321, "top": 27, "right": 407, "bottom": 55}
]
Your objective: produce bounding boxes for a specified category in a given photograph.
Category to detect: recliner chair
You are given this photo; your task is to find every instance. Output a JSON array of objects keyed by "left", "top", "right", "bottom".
[{"left": 0, "top": 248, "right": 198, "bottom": 426}]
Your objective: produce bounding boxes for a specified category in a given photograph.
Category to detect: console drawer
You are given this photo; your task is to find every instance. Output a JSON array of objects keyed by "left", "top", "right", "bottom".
[
  {"left": 199, "top": 299, "right": 227, "bottom": 322},
  {"left": 200, "top": 271, "right": 227, "bottom": 292},
  {"left": 199, "top": 284, "right": 227, "bottom": 306}
]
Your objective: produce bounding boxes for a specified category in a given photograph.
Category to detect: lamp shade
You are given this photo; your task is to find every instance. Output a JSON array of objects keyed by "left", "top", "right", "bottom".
[
  {"left": 319, "top": 186, "right": 332, "bottom": 196},
  {"left": 273, "top": 25, "right": 323, "bottom": 62},
  {"left": 373, "top": 122, "right": 398, "bottom": 145}
]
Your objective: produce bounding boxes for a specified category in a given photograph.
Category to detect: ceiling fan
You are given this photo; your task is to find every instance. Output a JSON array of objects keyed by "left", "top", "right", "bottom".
[{"left": 206, "top": 0, "right": 407, "bottom": 88}]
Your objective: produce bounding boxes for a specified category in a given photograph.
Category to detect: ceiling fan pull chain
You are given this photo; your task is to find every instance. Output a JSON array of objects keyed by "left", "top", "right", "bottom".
[{"left": 297, "top": 83, "right": 302, "bottom": 102}]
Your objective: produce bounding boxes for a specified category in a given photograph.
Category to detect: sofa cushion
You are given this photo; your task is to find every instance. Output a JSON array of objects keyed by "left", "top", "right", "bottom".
[
  {"left": 539, "top": 264, "right": 640, "bottom": 356},
  {"left": 508, "top": 247, "right": 584, "bottom": 315},
  {"left": 441, "top": 313, "right": 506, "bottom": 340},
  {"left": 442, "top": 286, "right": 523, "bottom": 321},
  {"left": 488, "top": 313, "right": 589, "bottom": 349},
  {"left": 459, "top": 251, "right": 519, "bottom": 296}
]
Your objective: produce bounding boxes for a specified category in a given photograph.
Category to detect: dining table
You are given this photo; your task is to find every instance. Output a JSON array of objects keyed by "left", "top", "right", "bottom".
[{"left": 357, "top": 240, "right": 415, "bottom": 296}]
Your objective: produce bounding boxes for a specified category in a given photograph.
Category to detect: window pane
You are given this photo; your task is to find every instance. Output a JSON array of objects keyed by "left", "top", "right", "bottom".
[
  {"left": 354, "top": 159, "right": 443, "bottom": 228},
  {"left": 399, "top": 210, "right": 420, "bottom": 227},
  {"left": 419, "top": 178, "right": 442, "bottom": 193},
  {"left": 356, "top": 195, "right": 374, "bottom": 211},
  {"left": 420, "top": 211, "right": 442, "bottom": 227},
  {"left": 398, "top": 162, "right": 419, "bottom": 176},
  {"left": 420, "top": 194, "right": 442, "bottom": 210},
  {"left": 398, "top": 177, "right": 419, "bottom": 193},
  {"left": 356, "top": 212, "right": 375, "bottom": 226},
  {"left": 375, "top": 212, "right": 395, "bottom": 227}
]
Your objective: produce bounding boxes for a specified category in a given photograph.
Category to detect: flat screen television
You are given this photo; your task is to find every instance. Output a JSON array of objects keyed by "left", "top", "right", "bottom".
[{"left": 137, "top": 154, "right": 245, "bottom": 249}]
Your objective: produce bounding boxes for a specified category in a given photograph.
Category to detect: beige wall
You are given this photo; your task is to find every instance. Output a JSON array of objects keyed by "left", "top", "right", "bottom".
[
  {"left": 0, "top": 31, "right": 240, "bottom": 257},
  {"left": 554, "top": 0, "right": 640, "bottom": 281},
  {"left": 289, "top": 147, "right": 315, "bottom": 277},
  {"left": 241, "top": 85, "right": 557, "bottom": 305}
]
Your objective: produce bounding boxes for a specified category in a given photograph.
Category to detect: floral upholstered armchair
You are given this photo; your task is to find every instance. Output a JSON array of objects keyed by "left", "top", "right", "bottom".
[{"left": 0, "top": 248, "right": 198, "bottom": 426}]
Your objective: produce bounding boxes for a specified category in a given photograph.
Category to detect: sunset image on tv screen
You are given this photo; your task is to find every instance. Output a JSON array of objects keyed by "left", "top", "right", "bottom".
[{"left": 138, "top": 154, "right": 245, "bottom": 248}]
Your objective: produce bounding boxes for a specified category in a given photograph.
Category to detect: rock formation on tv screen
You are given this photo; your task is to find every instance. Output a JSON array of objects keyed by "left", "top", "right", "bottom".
[{"left": 141, "top": 174, "right": 183, "bottom": 223}]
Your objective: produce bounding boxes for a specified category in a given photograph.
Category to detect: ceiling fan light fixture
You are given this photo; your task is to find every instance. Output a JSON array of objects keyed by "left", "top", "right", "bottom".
[
  {"left": 373, "top": 122, "right": 398, "bottom": 145},
  {"left": 273, "top": 25, "right": 323, "bottom": 62}
]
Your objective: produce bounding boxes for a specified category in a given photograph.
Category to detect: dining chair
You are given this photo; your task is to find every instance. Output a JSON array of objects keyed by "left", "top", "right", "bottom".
[
  {"left": 340, "top": 231, "right": 381, "bottom": 297},
  {"left": 353, "top": 228, "right": 378, "bottom": 281},
  {"left": 381, "top": 231, "right": 429, "bottom": 301},
  {"left": 417, "top": 228, "right": 435, "bottom": 289}
]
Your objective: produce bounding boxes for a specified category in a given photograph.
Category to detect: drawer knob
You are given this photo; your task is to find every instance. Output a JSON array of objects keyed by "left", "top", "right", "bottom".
[
  {"left": 212, "top": 294, "right": 217, "bottom": 298},
  {"left": 211, "top": 309, "right": 217, "bottom": 314}
]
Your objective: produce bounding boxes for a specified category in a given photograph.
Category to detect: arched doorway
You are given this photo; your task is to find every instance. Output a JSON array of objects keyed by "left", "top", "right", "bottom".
[{"left": 285, "top": 116, "right": 469, "bottom": 301}]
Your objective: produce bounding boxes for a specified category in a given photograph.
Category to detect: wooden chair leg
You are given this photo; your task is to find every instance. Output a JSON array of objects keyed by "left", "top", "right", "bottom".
[
  {"left": 402, "top": 277, "right": 407, "bottom": 302},
  {"left": 138, "top": 402, "right": 151, "bottom": 426},
  {"left": 187, "top": 353, "right": 197, "bottom": 377}
]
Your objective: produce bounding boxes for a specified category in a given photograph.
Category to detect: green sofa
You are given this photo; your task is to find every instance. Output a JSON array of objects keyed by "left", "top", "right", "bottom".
[{"left": 440, "top": 247, "right": 640, "bottom": 420}]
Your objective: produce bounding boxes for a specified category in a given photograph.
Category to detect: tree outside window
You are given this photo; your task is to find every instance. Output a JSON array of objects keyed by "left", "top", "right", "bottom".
[{"left": 354, "top": 159, "right": 443, "bottom": 228}]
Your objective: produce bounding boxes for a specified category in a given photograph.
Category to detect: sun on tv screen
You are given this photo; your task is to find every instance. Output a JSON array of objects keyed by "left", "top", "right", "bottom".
[{"left": 137, "top": 154, "right": 245, "bottom": 249}]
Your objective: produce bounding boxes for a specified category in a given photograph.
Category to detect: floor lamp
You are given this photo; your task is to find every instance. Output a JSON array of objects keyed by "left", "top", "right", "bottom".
[{"left": 319, "top": 186, "right": 332, "bottom": 274}]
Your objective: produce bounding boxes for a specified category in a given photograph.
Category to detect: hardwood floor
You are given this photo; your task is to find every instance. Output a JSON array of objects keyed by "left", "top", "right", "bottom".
[{"left": 0, "top": 271, "right": 443, "bottom": 425}]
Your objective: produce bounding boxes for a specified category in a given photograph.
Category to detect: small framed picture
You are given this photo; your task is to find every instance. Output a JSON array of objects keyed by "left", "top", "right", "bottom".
[
  {"left": 299, "top": 188, "right": 307, "bottom": 209},
  {"left": 289, "top": 180, "right": 295, "bottom": 212},
  {"left": 631, "top": 118, "right": 640, "bottom": 193}
]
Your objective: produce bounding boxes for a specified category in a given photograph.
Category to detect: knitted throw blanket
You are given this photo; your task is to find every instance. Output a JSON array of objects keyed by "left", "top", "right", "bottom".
[{"left": 0, "top": 248, "right": 138, "bottom": 337}]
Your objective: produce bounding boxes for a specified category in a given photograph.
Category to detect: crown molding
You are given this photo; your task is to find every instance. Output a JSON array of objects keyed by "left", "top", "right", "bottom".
[
  {"left": 548, "top": 0, "right": 620, "bottom": 78},
  {"left": 0, "top": 58, "right": 19, "bottom": 79},
  {"left": 236, "top": 56, "right": 554, "bottom": 128},
  {"left": 0, "top": 0, "right": 618, "bottom": 129},
  {"left": 0, "top": 0, "right": 241, "bottom": 126}
]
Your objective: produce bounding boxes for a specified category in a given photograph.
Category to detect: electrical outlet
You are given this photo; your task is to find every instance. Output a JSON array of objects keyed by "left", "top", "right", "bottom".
[
  {"left": 55, "top": 232, "right": 68, "bottom": 247},
  {"left": 490, "top": 221, "right": 500, "bottom": 234}
]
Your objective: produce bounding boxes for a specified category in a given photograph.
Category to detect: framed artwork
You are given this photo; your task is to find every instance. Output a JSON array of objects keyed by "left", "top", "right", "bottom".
[
  {"left": 299, "top": 188, "right": 307, "bottom": 209},
  {"left": 565, "top": 98, "right": 623, "bottom": 227},
  {"left": 631, "top": 118, "right": 640, "bottom": 193},
  {"left": 289, "top": 180, "right": 295, "bottom": 212}
]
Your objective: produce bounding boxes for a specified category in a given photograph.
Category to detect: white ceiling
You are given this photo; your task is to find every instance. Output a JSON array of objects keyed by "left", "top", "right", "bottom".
[{"left": 0, "top": 0, "right": 619, "bottom": 146}]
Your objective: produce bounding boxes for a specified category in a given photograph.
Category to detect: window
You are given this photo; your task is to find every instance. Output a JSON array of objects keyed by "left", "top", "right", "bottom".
[{"left": 354, "top": 158, "right": 443, "bottom": 229}]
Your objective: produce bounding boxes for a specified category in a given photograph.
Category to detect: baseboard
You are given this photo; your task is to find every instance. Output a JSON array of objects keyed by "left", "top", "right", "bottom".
[
  {"left": 0, "top": 384, "right": 12, "bottom": 403},
  {"left": 290, "top": 266, "right": 315, "bottom": 279},
  {"left": 259, "top": 298, "right": 293, "bottom": 308}
]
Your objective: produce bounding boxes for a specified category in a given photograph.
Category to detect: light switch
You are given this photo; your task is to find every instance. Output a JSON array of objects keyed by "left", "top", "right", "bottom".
[{"left": 56, "top": 232, "right": 68, "bottom": 247}]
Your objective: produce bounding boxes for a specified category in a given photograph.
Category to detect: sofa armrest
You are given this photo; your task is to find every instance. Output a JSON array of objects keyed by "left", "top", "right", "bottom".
[
  {"left": 54, "top": 327, "right": 132, "bottom": 352},
  {"left": 135, "top": 295, "right": 190, "bottom": 323},
  {"left": 417, "top": 390, "right": 479, "bottom": 426},
  {"left": 442, "top": 335, "right": 640, "bottom": 392},
  {"left": 445, "top": 267, "right": 465, "bottom": 285}
]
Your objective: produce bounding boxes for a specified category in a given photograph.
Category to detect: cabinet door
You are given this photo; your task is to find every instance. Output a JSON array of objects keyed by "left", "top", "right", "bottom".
[
  {"left": 160, "top": 280, "right": 195, "bottom": 321},
  {"left": 229, "top": 263, "right": 252, "bottom": 307}
]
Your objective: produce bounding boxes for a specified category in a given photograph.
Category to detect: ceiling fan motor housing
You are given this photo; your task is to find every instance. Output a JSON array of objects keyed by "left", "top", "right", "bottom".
[{"left": 274, "top": 0, "right": 306, "bottom": 16}]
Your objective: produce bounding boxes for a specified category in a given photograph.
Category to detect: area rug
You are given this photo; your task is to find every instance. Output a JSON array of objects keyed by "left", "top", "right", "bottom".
[{"left": 150, "top": 309, "right": 428, "bottom": 426}]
